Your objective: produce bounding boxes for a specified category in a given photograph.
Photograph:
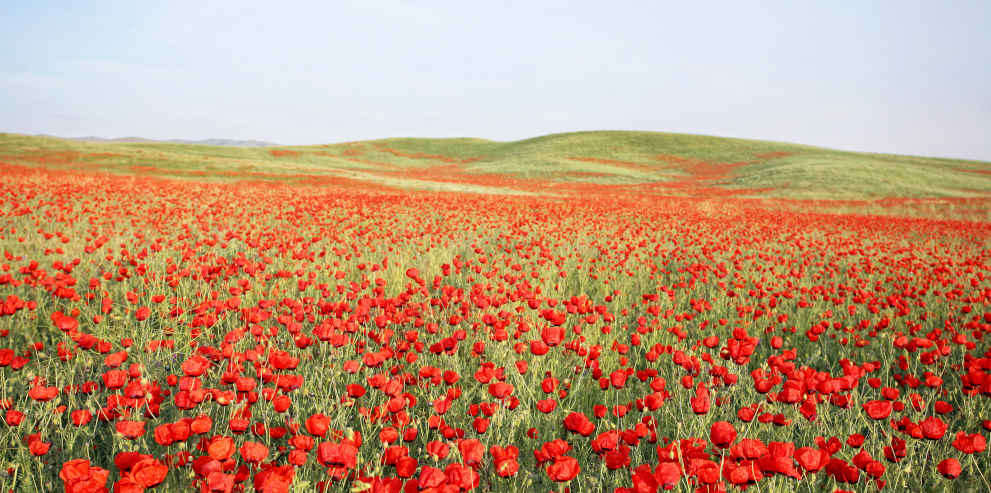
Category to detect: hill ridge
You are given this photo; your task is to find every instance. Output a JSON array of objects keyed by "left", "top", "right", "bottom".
[{"left": 1, "top": 131, "right": 988, "bottom": 201}]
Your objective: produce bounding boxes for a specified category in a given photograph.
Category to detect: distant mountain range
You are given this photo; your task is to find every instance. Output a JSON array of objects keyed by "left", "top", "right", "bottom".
[{"left": 38, "top": 134, "right": 276, "bottom": 147}]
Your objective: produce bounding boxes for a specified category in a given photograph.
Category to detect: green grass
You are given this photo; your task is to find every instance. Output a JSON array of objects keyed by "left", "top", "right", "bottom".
[
  {"left": 725, "top": 152, "right": 991, "bottom": 199},
  {"left": 2, "top": 131, "right": 989, "bottom": 199}
]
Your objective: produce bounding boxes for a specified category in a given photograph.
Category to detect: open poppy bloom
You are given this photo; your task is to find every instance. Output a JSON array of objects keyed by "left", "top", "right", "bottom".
[
  {"left": 937, "top": 458, "right": 961, "bottom": 479},
  {"left": 709, "top": 421, "right": 736, "bottom": 448},
  {"left": 546, "top": 455, "right": 580, "bottom": 482},
  {"left": 862, "top": 400, "right": 892, "bottom": 420},
  {"left": 952, "top": 432, "right": 987, "bottom": 454}
]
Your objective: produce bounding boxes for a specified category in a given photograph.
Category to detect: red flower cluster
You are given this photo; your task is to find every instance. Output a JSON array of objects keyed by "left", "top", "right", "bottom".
[{"left": 0, "top": 159, "right": 987, "bottom": 492}]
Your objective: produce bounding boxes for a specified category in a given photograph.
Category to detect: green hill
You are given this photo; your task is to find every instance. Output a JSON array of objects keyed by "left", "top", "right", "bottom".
[{"left": 1, "top": 131, "right": 988, "bottom": 199}]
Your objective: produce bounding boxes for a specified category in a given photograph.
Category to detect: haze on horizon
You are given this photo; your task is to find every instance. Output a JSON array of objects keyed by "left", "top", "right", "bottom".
[{"left": 2, "top": 1, "right": 989, "bottom": 161}]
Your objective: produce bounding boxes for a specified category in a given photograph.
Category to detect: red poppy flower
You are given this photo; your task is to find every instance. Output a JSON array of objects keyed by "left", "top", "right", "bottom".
[
  {"left": 609, "top": 370, "right": 628, "bottom": 389},
  {"left": 472, "top": 417, "right": 490, "bottom": 434},
  {"left": 541, "top": 326, "right": 565, "bottom": 347},
  {"left": 795, "top": 447, "right": 829, "bottom": 473},
  {"left": 305, "top": 414, "right": 330, "bottom": 437},
  {"left": 445, "top": 462, "right": 479, "bottom": 490},
  {"left": 28, "top": 438, "right": 51, "bottom": 456},
  {"left": 563, "top": 412, "right": 595, "bottom": 436},
  {"left": 28, "top": 385, "right": 58, "bottom": 401},
  {"left": 862, "top": 400, "right": 892, "bottom": 420},
  {"left": 240, "top": 441, "right": 268, "bottom": 462},
  {"left": 395, "top": 456, "right": 418, "bottom": 478},
  {"left": 846, "top": 434, "right": 865, "bottom": 448},
  {"left": 534, "top": 439, "right": 571, "bottom": 464},
  {"left": 69, "top": 409, "right": 93, "bottom": 427},
  {"left": 129, "top": 458, "right": 168, "bottom": 487},
  {"left": 51, "top": 311, "right": 79, "bottom": 332},
  {"left": 346, "top": 384, "right": 366, "bottom": 398},
  {"left": 114, "top": 477, "right": 143, "bottom": 493},
  {"left": 603, "top": 445, "right": 630, "bottom": 470},
  {"left": 934, "top": 401, "right": 954, "bottom": 414},
  {"left": 114, "top": 452, "right": 151, "bottom": 472},
  {"left": 488, "top": 382, "right": 514, "bottom": 399},
  {"left": 655, "top": 462, "right": 682, "bottom": 489},
  {"left": 952, "top": 432, "right": 987, "bottom": 454},
  {"left": 937, "top": 458, "right": 961, "bottom": 479},
  {"left": 731, "top": 438, "right": 768, "bottom": 460},
  {"left": 116, "top": 420, "right": 146, "bottom": 439},
  {"left": 207, "top": 436, "right": 236, "bottom": 460},
  {"left": 317, "top": 442, "right": 358, "bottom": 469},
  {"left": 417, "top": 466, "right": 446, "bottom": 490},
  {"left": 546, "top": 455, "right": 580, "bottom": 482},
  {"left": 458, "top": 438, "right": 485, "bottom": 467},
  {"left": 154, "top": 424, "right": 175, "bottom": 446},
  {"left": 920, "top": 416, "right": 948, "bottom": 440},
  {"left": 690, "top": 384, "right": 711, "bottom": 415},
  {"left": 254, "top": 465, "right": 295, "bottom": 493},
  {"left": 709, "top": 421, "right": 736, "bottom": 448},
  {"left": 181, "top": 355, "right": 210, "bottom": 377},
  {"left": 60, "top": 459, "right": 110, "bottom": 492},
  {"left": 490, "top": 445, "right": 520, "bottom": 477},
  {"left": 191, "top": 415, "right": 212, "bottom": 434},
  {"left": 537, "top": 399, "right": 557, "bottom": 413},
  {"left": 205, "top": 471, "right": 235, "bottom": 493}
]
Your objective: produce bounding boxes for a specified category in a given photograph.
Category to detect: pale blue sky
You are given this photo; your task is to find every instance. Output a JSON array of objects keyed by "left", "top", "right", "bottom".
[{"left": 2, "top": 1, "right": 989, "bottom": 160}]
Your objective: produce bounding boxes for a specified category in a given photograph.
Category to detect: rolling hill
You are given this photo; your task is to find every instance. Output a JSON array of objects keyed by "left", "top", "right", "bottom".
[{"left": 1, "top": 131, "right": 989, "bottom": 200}]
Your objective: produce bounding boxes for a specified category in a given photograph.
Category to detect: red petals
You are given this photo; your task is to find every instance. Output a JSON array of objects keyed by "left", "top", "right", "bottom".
[
  {"left": 128, "top": 457, "right": 169, "bottom": 487},
  {"left": 207, "top": 436, "right": 236, "bottom": 461},
  {"left": 60, "top": 459, "right": 110, "bottom": 492},
  {"left": 305, "top": 414, "right": 331, "bottom": 437},
  {"left": 690, "top": 384, "right": 711, "bottom": 415},
  {"left": 920, "top": 416, "right": 948, "bottom": 440},
  {"left": 937, "top": 458, "right": 962, "bottom": 479},
  {"left": 709, "top": 421, "right": 737, "bottom": 448},
  {"left": 487, "top": 381, "right": 514, "bottom": 399},
  {"left": 952, "top": 432, "right": 987, "bottom": 454},
  {"left": 116, "top": 420, "right": 146, "bottom": 439},
  {"left": 491, "top": 445, "right": 520, "bottom": 477},
  {"left": 317, "top": 441, "right": 358, "bottom": 469},
  {"left": 181, "top": 355, "right": 210, "bottom": 377},
  {"left": 254, "top": 465, "right": 295, "bottom": 493},
  {"left": 240, "top": 441, "right": 269, "bottom": 462},
  {"left": 395, "top": 455, "right": 418, "bottom": 478},
  {"left": 457, "top": 438, "right": 485, "bottom": 467},
  {"left": 795, "top": 447, "right": 829, "bottom": 473},
  {"left": 862, "top": 400, "right": 892, "bottom": 420},
  {"left": 545, "top": 455, "right": 580, "bottom": 482},
  {"left": 27, "top": 435, "right": 51, "bottom": 456},
  {"left": 563, "top": 412, "right": 595, "bottom": 436},
  {"left": 537, "top": 399, "right": 557, "bottom": 413}
]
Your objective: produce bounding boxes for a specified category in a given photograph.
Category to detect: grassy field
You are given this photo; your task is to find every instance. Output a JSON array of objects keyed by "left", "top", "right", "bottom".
[{"left": 0, "top": 131, "right": 989, "bottom": 493}]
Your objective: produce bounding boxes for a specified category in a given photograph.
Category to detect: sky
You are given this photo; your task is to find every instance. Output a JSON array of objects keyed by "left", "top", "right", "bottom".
[{"left": 1, "top": 1, "right": 989, "bottom": 161}]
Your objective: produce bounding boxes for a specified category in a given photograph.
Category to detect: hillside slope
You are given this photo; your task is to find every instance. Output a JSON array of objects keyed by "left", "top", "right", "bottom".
[{"left": 1, "top": 131, "right": 988, "bottom": 199}]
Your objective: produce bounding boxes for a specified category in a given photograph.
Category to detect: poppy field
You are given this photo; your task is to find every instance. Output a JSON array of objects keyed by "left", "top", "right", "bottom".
[{"left": 0, "top": 133, "right": 990, "bottom": 492}]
